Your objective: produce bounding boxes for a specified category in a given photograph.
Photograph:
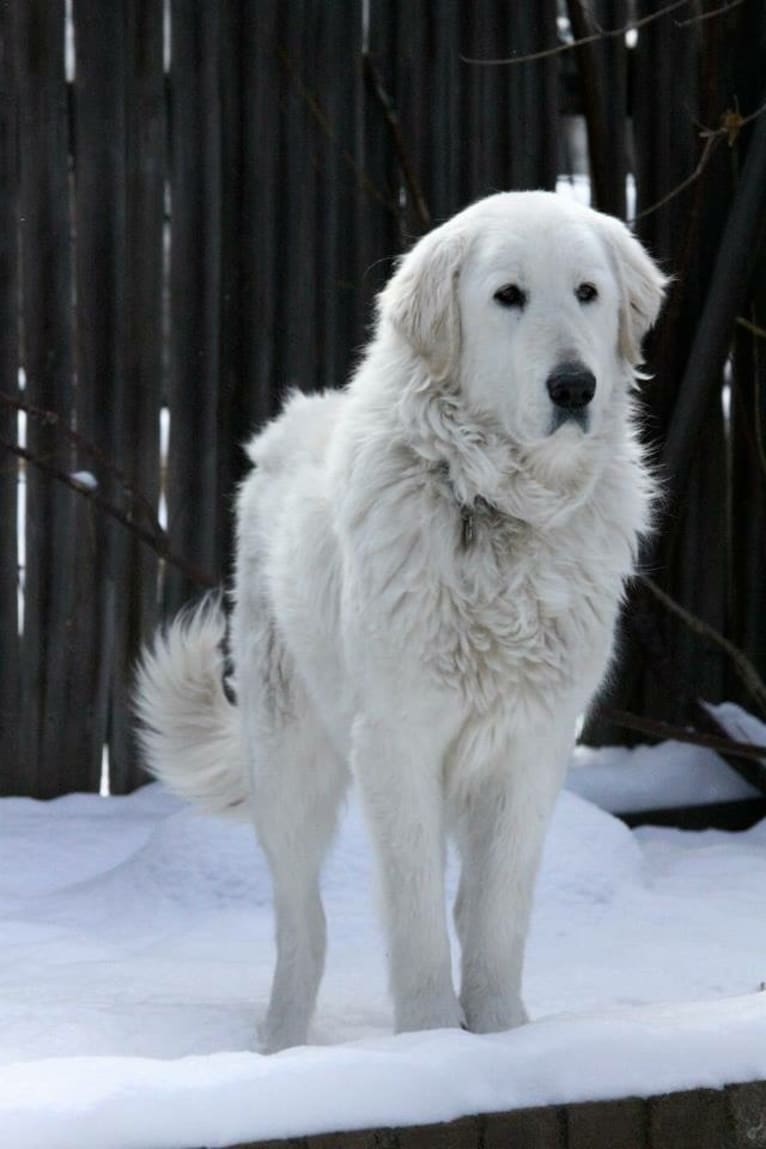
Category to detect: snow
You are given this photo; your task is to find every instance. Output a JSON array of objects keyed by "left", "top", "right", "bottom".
[
  {"left": 69, "top": 470, "right": 99, "bottom": 491},
  {"left": 568, "top": 701, "right": 765, "bottom": 813},
  {"left": 1, "top": 738, "right": 766, "bottom": 1148}
]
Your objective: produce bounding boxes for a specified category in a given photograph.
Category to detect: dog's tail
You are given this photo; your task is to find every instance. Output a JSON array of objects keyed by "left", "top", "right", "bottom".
[{"left": 134, "top": 595, "right": 251, "bottom": 819}]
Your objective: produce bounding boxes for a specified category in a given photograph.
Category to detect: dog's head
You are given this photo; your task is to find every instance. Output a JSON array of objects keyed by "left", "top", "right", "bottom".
[{"left": 379, "top": 192, "right": 667, "bottom": 453}]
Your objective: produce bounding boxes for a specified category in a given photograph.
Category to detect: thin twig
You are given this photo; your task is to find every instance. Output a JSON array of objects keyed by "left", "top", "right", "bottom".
[
  {"left": 675, "top": 0, "right": 744, "bottom": 26},
  {"left": 602, "top": 707, "right": 766, "bottom": 764},
  {"left": 631, "top": 98, "right": 766, "bottom": 222},
  {"left": 3, "top": 437, "right": 217, "bottom": 589},
  {"left": 736, "top": 316, "right": 766, "bottom": 340},
  {"left": 461, "top": 0, "right": 691, "bottom": 67},
  {"left": 277, "top": 47, "right": 398, "bottom": 219},
  {"left": 621, "top": 594, "right": 766, "bottom": 794},
  {"left": 362, "top": 51, "right": 431, "bottom": 233},
  {"left": 639, "top": 574, "right": 766, "bottom": 716},
  {"left": 630, "top": 132, "right": 721, "bottom": 222},
  {"left": 0, "top": 390, "right": 164, "bottom": 540}
]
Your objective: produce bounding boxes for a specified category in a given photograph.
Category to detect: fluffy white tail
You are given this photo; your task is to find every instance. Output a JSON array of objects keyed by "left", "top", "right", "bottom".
[{"left": 134, "top": 596, "right": 250, "bottom": 819}]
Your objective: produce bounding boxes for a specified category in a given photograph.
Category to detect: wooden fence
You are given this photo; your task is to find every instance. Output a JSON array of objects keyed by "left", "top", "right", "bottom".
[{"left": 1, "top": 0, "right": 765, "bottom": 798}]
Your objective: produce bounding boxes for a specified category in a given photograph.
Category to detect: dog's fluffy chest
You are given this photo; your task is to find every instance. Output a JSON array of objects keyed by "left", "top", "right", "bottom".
[{"left": 398, "top": 502, "right": 628, "bottom": 719}]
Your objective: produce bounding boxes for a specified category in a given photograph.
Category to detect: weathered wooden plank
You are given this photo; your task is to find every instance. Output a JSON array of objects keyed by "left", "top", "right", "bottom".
[
  {"left": 483, "top": 1104, "right": 567, "bottom": 1148},
  {"left": 568, "top": 1095, "right": 648, "bottom": 1148},
  {"left": 305, "top": 1133, "right": 378, "bottom": 1149},
  {"left": 633, "top": 0, "right": 699, "bottom": 265},
  {"left": 597, "top": 0, "right": 628, "bottom": 219},
  {"left": 276, "top": 1, "right": 320, "bottom": 395},
  {"left": 620, "top": 798, "right": 766, "bottom": 832},
  {"left": 73, "top": 0, "right": 136, "bottom": 798},
  {"left": 0, "top": 0, "right": 20, "bottom": 789},
  {"left": 17, "top": 0, "right": 79, "bottom": 797},
  {"left": 460, "top": 0, "right": 509, "bottom": 202},
  {"left": 240, "top": 0, "right": 281, "bottom": 429},
  {"left": 729, "top": 298, "right": 766, "bottom": 699},
  {"left": 165, "top": 0, "right": 224, "bottom": 613},
  {"left": 108, "top": 0, "right": 165, "bottom": 793},
  {"left": 358, "top": 0, "right": 400, "bottom": 321},
  {"left": 727, "top": 1081, "right": 766, "bottom": 1147},
  {"left": 649, "top": 1087, "right": 733, "bottom": 1148},
  {"left": 586, "top": 1, "right": 749, "bottom": 744},
  {"left": 458, "top": 1, "right": 559, "bottom": 202},
  {"left": 397, "top": 1116, "right": 482, "bottom": 1148},
  {"left": 313, "top": 0, "right": 361, "bottom": 393},
  {"left": 569, "top": 0, "right": 627, "bottom": 217},
  {"left": 214, "top": 0, "right": 246, "bottom": 574},
  {"left": 393, "top": 1, "right": 433, "bottom": 233},
  {"left": 506, "top": 2, "right": 559, "bottom": 192},
  {"left": 430, "top": 1, "right": 463, "bottom": 220}
]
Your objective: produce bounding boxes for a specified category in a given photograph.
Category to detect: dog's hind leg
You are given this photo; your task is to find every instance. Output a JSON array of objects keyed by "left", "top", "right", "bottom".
[{"left": 243, "top": 680, "right": 349, "bottom": 1053}]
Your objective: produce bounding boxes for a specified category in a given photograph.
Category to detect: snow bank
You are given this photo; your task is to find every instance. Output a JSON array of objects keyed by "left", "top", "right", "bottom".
[
  {"left": 1, "top": 742, "right": 765, "bottom": 1148},
  {"left": 3, "top": 995, "right": 766, "bottom": 1149},
  {"left": 566, "top": 701, "right": 765, "bottom": 813}
]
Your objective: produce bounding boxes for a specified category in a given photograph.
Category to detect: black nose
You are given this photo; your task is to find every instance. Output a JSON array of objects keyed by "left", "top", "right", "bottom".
[{"left": 546, "top": 364, "right": 596, "bottom": 410}]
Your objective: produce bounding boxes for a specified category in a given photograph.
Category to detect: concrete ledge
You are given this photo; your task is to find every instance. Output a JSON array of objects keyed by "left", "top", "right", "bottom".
[{"left": 221, "top": 1080, "right": 766, "bottom": 1148}]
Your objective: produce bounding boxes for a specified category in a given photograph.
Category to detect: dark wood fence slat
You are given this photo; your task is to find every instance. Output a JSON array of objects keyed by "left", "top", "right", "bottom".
[
  {"left": 74, "top": 0, "right": 164, "bottom": 794},
  {"left": 164, "top": 0, "right": 224, "bottom": 613},
  {"left": 569, "top": 0, "right": 627, "bottom": 217},
  {"left": 276, "top": 3, "right": 320, "bottom": 394},
  {"left": 2, "top": 0, "right": 766, "bottom": 794},
  {"left": 507, "top": 2, "right": 560, "bottom": 192},
  {"left": 730, "top": 294, "right": 766, "bottom": 687},
  {"left": 315, "top": 0, "right": 361, "bottom": 391},
  {"left": 0, "top": 0, "right": 20, "bottom": 785},
  {"left": 17, "top": 0, "right": 79, "bottom": 798},
  {"left": 73, "top": 0, "right": 134, "bottom": 795},
  {"left": 240, "top": 0, "right": 281, "bottom": 430},
  {"left": 108, "top": 0, "right": 165, "bottom": 793},
  {"left": 359, "top": 0, "right": 399, "bottom": 319}
]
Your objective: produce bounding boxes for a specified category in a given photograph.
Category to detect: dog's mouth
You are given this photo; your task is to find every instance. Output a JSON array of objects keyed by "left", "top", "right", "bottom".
[{"left": 550, "top": 408, "right": 590, "bottom": 435}]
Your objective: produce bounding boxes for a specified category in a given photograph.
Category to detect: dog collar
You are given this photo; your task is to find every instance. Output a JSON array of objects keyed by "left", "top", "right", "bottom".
[{"left": 432, "top": 461, "right": 498, "bottom": 548}]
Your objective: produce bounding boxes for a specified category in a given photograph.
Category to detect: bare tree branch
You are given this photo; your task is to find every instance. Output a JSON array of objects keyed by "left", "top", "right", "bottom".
[
  {"left": 660, "top": 89, "right": 766, "bottom": 499},
  {"left": 631, "top": 98, "right": 766, "bottom": 222},
  {"left": 602, "top": 706, "right": 766, "bottom": 765},
  {"left": 630, "top": 131, "right": 722, "bottom": 222},
  {"left": 3, "top": 437, "right": 217, "bottom": 589},
  {"left": 620, "top": 593, "right": 766, "bottom": 794},
  {"left": 362, "top": 51, "right": 431, "bottom": 234},
  {"left": 277, "top": 47, "right": 398, "bottom": 219},
  {"left": 736, "top": 316, "right": 766, "bottom": 340},
  {"left": 675, "top": 0, "right": 745, "bottom": 26},
  {"left": 1, "top": 390, "right": 164, "bottom": 541},
  {"left": 639, "top": 574, "right": 766, "bottom": 717},
  {"left": 461, "top": 0, "right": 697, "bottom": 67}
]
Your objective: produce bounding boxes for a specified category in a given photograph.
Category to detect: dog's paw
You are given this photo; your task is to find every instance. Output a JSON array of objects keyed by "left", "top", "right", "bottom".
[
  {"left": 461, "top": 993, "right": 528, "bottom": 1034},
  {"left": 258, "top": 1012, "right": 310, "bottom": 1054},
  {"left": 395, "top": 992, "right": 466, "bottom": 1035}
]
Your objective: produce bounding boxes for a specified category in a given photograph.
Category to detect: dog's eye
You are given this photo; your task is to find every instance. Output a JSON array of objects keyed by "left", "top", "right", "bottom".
[
  {"left": 494, "top": 284, "right": 527, "bottom": 309},
  {"left": 575, "top": 282, "right": 598, "bottom": 303}
]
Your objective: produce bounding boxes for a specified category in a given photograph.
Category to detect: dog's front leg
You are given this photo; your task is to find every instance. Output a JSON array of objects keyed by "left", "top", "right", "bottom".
[
  {"left": 453, "top": 732, "right": 569, "bottom": 1034},
  {"left": 351, "top": 714, "right": 464, "bottom": 1035}
]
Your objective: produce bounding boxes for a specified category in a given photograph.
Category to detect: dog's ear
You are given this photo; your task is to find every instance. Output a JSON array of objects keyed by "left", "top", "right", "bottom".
[
  {"left": 600, "top": 215, "right": 669, "bottom": 365},
  {"left": 379, "top": 224, "right": 466, "bottom": 380}
]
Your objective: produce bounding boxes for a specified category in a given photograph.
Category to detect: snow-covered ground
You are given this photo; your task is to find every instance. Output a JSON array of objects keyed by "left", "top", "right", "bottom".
[{"left": 1, "top": 725, "right": 766, "bottom": 1149}]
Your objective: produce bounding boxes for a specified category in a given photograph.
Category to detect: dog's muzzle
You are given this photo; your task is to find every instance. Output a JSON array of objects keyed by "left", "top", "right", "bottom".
[{"left": 546, "top": 363, "right": 596, "bottom": 431}]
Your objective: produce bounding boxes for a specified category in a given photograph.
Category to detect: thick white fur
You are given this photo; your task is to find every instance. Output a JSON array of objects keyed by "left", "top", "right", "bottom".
[{"left": 135, "top": 191, "right": 666, "bottom": 1052}]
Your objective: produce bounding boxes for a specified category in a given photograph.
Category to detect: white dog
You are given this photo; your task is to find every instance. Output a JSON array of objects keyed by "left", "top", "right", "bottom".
[{"left": 136, "top": 191, "right": 666, "bottom": 1052}]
